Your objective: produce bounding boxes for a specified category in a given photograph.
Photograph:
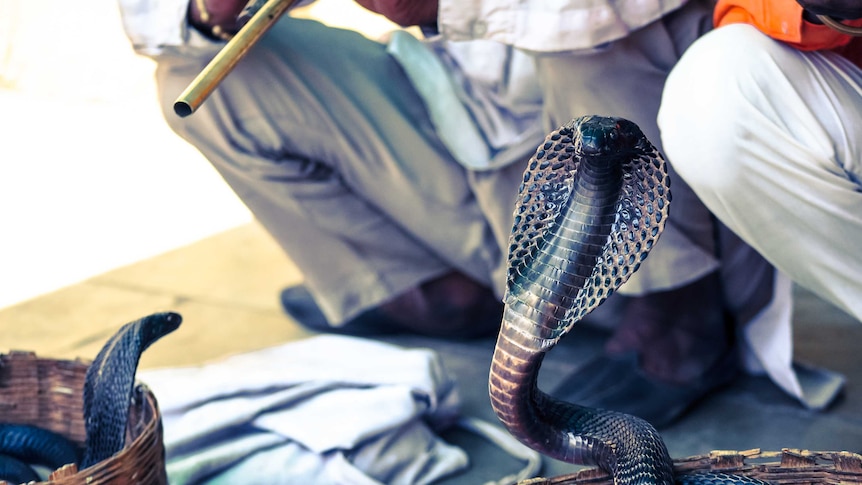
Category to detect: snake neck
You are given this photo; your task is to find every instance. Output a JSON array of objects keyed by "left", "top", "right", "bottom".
[
  {"left": 489, "top": 313, "right": 675, "bottom": 485},
  {"left": 489, "top": 312, "right": 610, "bottom": 467}
]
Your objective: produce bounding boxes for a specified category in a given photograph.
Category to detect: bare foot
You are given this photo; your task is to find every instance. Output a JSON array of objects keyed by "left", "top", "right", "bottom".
[
  {"left": 604, "top": 271, "right": 733, "bottom": 384},
  {"left": 377, "top": 272, "right": 503, "bottom": 339}
]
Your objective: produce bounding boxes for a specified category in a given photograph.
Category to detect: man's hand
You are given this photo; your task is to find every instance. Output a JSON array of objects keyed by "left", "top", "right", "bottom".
[
  {"left": 797, "top": 0, "right": 862, "bottom": 20},
  {"left": 353, "top": 0, "right": 438, "bottom": 27},
  {"left": 189, "top": 0, "right": 249, "bottom": 39}
]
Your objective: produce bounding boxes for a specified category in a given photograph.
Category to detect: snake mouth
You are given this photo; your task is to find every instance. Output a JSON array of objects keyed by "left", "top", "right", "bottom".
[{"left": 575, "top": 116, "right": 642, "bottom": 158}]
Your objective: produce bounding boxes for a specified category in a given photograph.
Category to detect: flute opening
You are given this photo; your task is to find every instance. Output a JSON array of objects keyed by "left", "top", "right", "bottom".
[
  {"left": 174, "top": 101, "right": 194, "bottom": 118},
  {"left": 171, "top": 0, "right": 297, "bottom": 116}
]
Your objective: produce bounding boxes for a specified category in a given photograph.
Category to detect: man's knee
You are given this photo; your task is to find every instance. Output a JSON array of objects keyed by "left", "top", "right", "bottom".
[{"left": 659, "top": 24, "right": 776, "bottom": 194}]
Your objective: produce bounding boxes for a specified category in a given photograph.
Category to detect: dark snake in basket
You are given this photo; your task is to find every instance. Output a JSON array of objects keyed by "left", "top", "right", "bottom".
[
  {"left": 0, "top": 312, "right": 180, "bottom": 482},
  {"left": 489, "top": 116, "right": 771, "bottom": 485}
]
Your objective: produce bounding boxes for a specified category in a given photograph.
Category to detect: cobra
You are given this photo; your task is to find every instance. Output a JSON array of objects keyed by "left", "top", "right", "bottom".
[
  {"left": 0, "top": 312, "right": 180, "bottom": 481},
  {"left": 489, "top": 116, "right": 769, "bottom": 485}
]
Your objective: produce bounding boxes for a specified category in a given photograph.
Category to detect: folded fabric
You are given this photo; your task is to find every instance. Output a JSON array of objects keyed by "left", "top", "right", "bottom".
[
  {"left": 138, "top": 335, "right": 540, "bottom": 484},
  {"left": 386, "top": 30, "right": 491, "bottom": 170},
  {"left": 386, "top": 31, "right": 543, "bottom": 171}
]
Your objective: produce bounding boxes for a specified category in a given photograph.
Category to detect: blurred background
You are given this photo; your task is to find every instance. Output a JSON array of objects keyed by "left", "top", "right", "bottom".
[{"left": 0, "top": 0, "right": 397, "bottom": 310}]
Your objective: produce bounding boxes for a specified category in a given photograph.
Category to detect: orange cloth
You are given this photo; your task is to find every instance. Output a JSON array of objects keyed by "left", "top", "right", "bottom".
[{"left": 715, "top": 0, "right": 862, "bottom": 66}]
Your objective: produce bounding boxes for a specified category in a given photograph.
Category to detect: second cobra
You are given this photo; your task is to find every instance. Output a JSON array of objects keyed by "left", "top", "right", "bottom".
[{"left": 489, "top": 116, "right": 769, "bottom": 485}]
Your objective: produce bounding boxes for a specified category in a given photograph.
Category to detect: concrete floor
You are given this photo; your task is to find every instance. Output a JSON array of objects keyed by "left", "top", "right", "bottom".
[{"left": 1, "top": 221, "right": 860, "bottom": 483}]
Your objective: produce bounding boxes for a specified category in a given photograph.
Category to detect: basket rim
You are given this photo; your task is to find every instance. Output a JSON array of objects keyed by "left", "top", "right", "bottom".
[{"left": 518, "top": 449, "right": 862, "bottom": 485}]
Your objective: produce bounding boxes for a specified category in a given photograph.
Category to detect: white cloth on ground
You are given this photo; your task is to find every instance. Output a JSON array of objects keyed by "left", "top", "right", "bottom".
[{"left": 138, "top": 335, "right": 540, "bottom": 484}]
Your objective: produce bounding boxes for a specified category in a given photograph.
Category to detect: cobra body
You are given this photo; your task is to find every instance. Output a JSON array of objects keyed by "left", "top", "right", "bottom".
[
  {"left": 0, "top": 454, "right": 39, "bottom": 484},
  {"left": 82, "top": 311, "right": 181, "bottom": 468},
  {"left": 0, "top": 424, "right": 79, "bottom": 472},
  {"left": 0, "top": 312, "right": 180, "bottom": 481},
  {"left": 489, "top": 116, "right": 768, "bottom": 485}
]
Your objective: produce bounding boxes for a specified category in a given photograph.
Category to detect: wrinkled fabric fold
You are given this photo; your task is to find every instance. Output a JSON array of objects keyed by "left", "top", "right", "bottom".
[{"left": 138, "top": 335, "right": 540, "bottom": 484}]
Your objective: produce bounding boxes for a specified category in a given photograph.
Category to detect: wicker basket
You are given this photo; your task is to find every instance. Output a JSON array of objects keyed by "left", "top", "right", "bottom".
[
  {"left": 0, "top": 351, "right": 167, "bottom": 484},
  {"left": 519, "top": 448, "right": 862, "bottom": 484}
]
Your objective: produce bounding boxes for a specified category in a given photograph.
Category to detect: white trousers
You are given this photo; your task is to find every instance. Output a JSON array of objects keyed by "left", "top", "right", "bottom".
[
  {"left": 659, "top": 23, "right": 862, "bottom": 323},
  {"left": 659, "top": 24, "right": 861, "bottom": 405}
]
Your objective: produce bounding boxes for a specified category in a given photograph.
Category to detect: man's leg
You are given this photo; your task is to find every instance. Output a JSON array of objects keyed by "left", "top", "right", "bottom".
[
  {"left": 154, "top": 17, "right": 502, "bottom": 336},
  {"left": 659, "top": 24, "right": 862, "bottom": 323}
]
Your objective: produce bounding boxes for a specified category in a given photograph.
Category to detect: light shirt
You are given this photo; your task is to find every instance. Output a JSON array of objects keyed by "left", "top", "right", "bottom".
[{"left": 438, "top": 0, "right": 689, "bottom": 52}]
